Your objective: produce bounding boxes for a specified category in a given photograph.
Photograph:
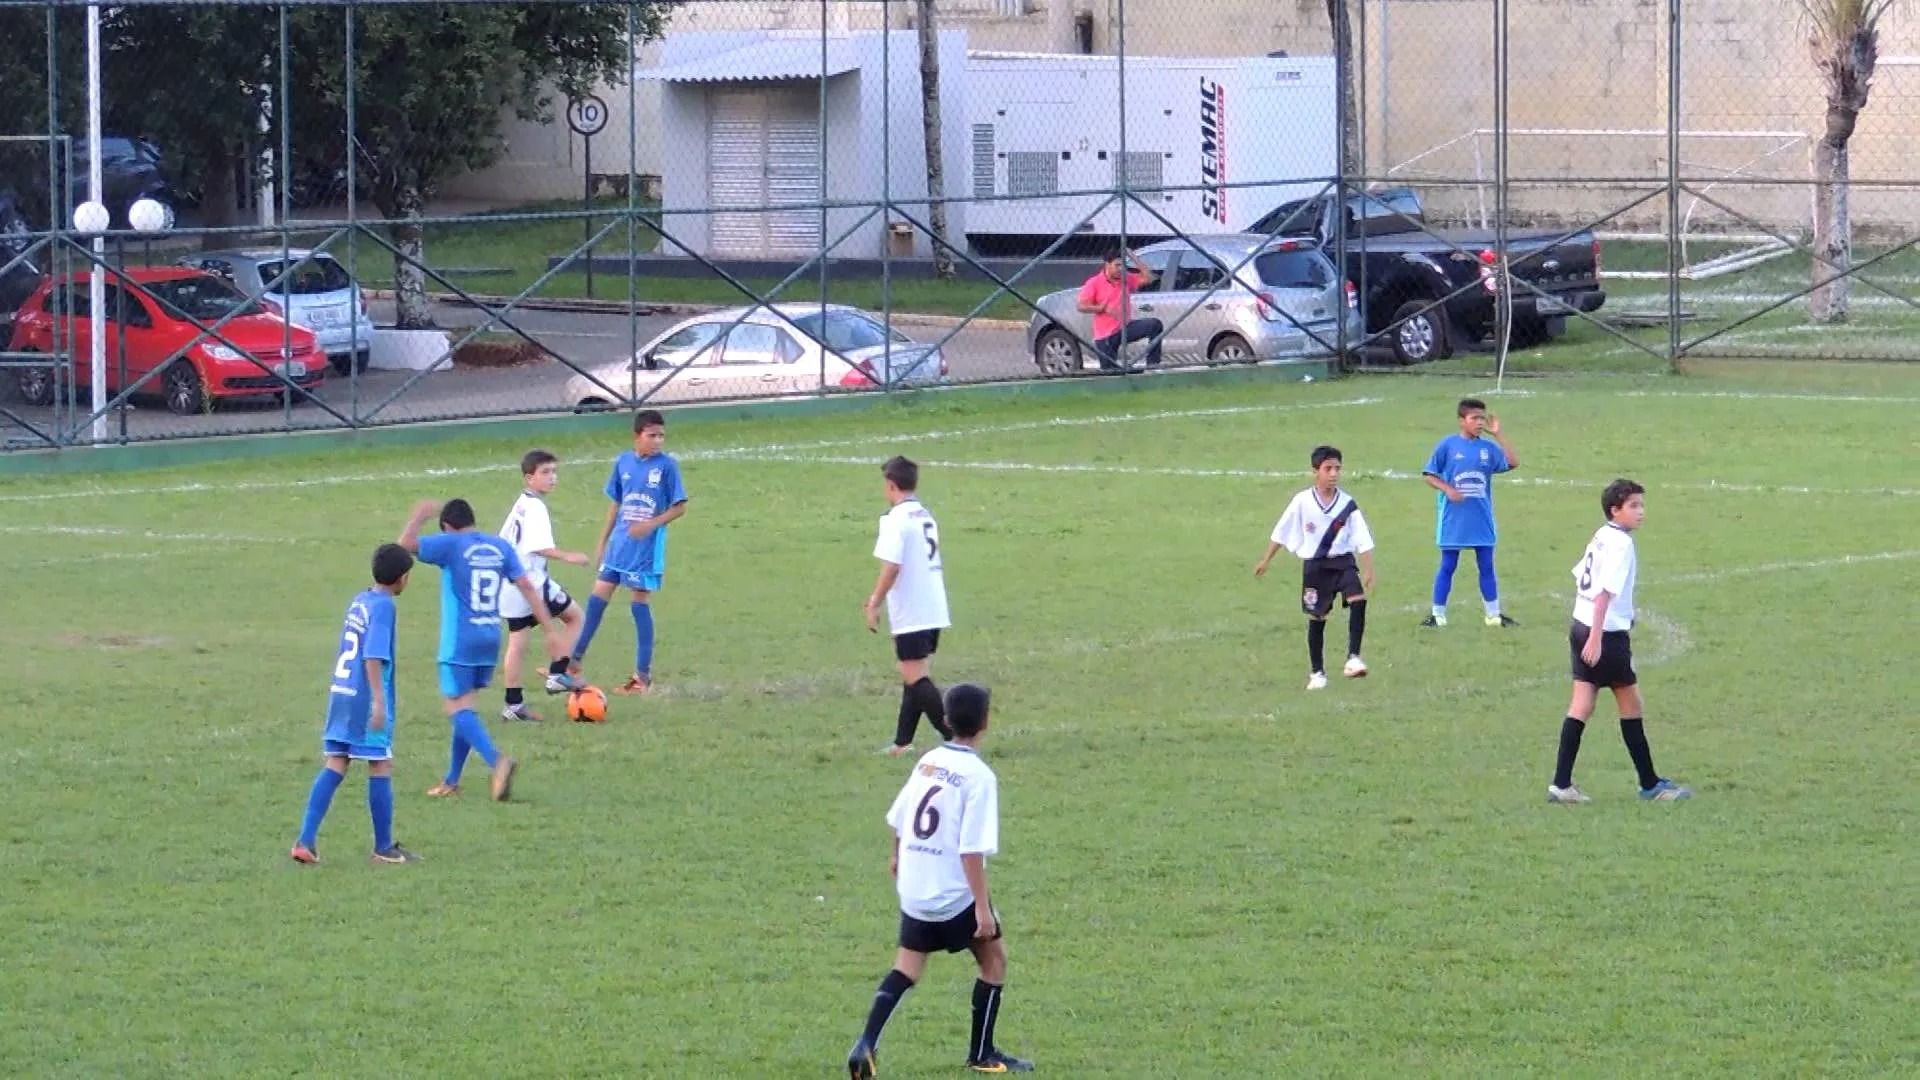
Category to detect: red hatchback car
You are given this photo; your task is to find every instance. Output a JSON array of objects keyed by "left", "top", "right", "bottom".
[{"left": 8, "top": 267, "right": 325, "bottom": 415}]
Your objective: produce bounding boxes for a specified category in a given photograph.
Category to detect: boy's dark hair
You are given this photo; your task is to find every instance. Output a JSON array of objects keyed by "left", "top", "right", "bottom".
[
  {"left": 438, "top": 498, "right": 476, "bottom": 531},
  {"left": 634, "top": 409, "right": 666, "bottom": 433},
  {"left": 1310, "top": 445, "right": 1343, "bottom": 469},
  {"left": 1103, "top": 247, "right": 1127, "bottom": 265},
  {"left": 1601, "top": 478, "right": 1646, "bottom": 520},
  {"left": 520, "top": 449, "right": 558, "bottom": 477},
  {"left": 882, "top": 455, "right": 919, "bottom": 492},
  {"left": 372, "top": 542, "right": 414, "bottom": 586},
  {"left": 945, "top": 683, "right": 992, "bottom": 737},
  {"left": 1458, "top": 398, "right": 1487, "bottom": 417}
]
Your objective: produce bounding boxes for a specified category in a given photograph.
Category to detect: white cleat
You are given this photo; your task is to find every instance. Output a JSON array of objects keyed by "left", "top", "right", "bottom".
[
  {"left": 1343, "top": 655, "right": 1368, "bottom": 678},
  {"left": 1306, "top": 671, "right": 1329, "bottom": 690},
  {"left": 1547, "top": 784, "right": 1593, "bottom": 804}
]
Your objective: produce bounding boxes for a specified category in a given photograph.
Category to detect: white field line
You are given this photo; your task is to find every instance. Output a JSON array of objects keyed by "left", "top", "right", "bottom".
[
  {"left": 0, "top": 524, "right": 321, "bottom": 543},
  {"left": 727, "top": 452, "right": 1920, "bottom": 500}
]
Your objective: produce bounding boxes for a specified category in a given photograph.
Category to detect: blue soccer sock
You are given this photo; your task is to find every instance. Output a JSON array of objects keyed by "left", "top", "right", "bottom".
[
  {"left": 1432, "top": 548, "right": 1462, "bottom": 610},
  {"left": 368, "top": 774, "right": 394, "bottom": 851},
  {"left": 297, "top": 766, "right": 346, "bottom": 849},
  {"left": 453, "top": 708, "right": 499, "bottom": 770},
  {"left": 632, "top": 601, "right": 655, "bottom": 677},
  {"left": 572, "top": 593, "right": 610, "bottom": 664},
  {"left": 445, "top": 734, "right": 471, "bottom": 785},
  {"left": 1475, "top": 547, "right": 1500, "bottom": 611}
]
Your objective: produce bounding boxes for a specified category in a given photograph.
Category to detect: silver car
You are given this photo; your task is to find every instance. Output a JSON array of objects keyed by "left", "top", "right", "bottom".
[
  {"left": 1024, "top": 236, "right": 1362, "bottom": 374},
  {"left": 179, "top": 249, "right": 377, "bottom": 375}
]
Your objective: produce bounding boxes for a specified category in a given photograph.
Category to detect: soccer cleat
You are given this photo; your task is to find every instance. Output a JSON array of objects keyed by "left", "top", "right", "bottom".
[
  {"left": 501, "top": 703, "right": 541, "bottom": 723},
  {"left": 1343, "top": 655, "right": 1368, "bottom": 678},
  {"left": 883, "top": 743, "right": 915, "bottom": 757},
  {"left": 1547, "top": 784, "right": 1593, "bottom": 804},
  {"left": 1639, "top": 778, "right": 1693, "bottom": 801},
  {"left": 426, "top": 782, "right": 460, "bottom": 797},
  {"left": 290, "top": 845, "right": 320, "bottom": 865},
  {"left": 967, "top": 1050, "right": 1035, "bottom": 1073},
  {"left": 1307, "top": 671, "right": 1329, "bottom": 690},
  {"left": 370, "top": 845, "right": 420, "bottom": 863},
  {"left": 846, "top": 1037, "right": 878, "bottom": 1080},
  {"left": 613, "top": 673, "right": 653, "bottom": 696},
  {"left": 545, "top": 671, "right": 586, "bottom": 695},
  {"left": 1485, "top": 614, "right": 1519, "bottom": 628},
  {"left": 1420, "top": 614, "right": 1448, "bottom": 629},
  {"left": 490, "top": 756, "right": 518, "bottom": 802}
]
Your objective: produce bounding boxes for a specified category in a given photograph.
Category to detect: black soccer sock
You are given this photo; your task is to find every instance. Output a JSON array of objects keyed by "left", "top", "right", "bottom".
[
  {"left": 1306, "top": 619, "right": 1327, "bottom": 674},
  {"left": 912, "top": 677, "right": 949, "bottom": 738},
  {"left": 895, "top": 684, "right": 923, "bottom": 747},
  {"left": 1347, "top": 599, "right": 1368, "bottom": 657},
  {"left": 1620, "top": 717, "right": 1660, "bottom": 790},
  {"left": 1552, "top": 717, "right": 1586, "bottom": 789},
  {"left": 504, "top": 687, "right": 524, "bottom": 707},
  {"left": 548, "top": 657, "right": 571, "bottom": 677},
  {"left": 969, "top": 978, "right": 1004, "bottom": 1063},
  {"left": 862, "top": 969, "right": 916, "bottom": 1047}
]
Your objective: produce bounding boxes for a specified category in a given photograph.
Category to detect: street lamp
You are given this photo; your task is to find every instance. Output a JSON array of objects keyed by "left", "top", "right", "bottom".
[{"left": 72, "top": 199, "right": 109, "bottom": 444}]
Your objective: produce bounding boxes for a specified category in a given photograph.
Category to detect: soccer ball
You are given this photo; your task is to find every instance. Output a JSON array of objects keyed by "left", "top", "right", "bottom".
[{"left": 566, "top": 686, "right": 609, "bottom": 723}]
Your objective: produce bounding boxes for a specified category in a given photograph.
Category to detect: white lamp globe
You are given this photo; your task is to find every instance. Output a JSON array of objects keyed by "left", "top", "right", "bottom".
[
  {"left": 72, "top": 200, "right": 110, "bottom": 234},
  {"left": 128, "top": 198, "right": 172, "bottom": 234}
]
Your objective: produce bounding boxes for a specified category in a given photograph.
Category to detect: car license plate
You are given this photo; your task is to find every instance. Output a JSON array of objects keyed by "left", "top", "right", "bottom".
[
  {"left": 304, "top": 305, "right": 345, "bottom": 327},
  {"left": 275, "top": 360, "right": 307, "bottom": 378},
  {"left": 1535, "top": 296, "right": 1571, "bottom": 315}
]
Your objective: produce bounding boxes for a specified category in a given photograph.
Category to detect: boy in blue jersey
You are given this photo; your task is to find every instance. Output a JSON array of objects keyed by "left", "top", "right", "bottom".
[
  {"left": 1421, "top": 398, "right": 1521, "bottom": 628},
  {"left": 569, "top": 409, "right": 690, "bottom": 697},
  {"left": 399, "top": 497, "right": 556, "bottom": 802},
  {"left": 291, "top": 542, "right": 419, "bottom": 865}
]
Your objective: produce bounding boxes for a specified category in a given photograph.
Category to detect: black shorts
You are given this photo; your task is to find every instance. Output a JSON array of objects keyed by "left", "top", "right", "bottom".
[
  {"left": 898, "top": 903, "right": 1001, "bottom": 954},
  {"left": 1569, "top": 619, "right": 1637, "bottom": 688},
  {"left": 504, "top": 580, "right": 574, "bottom": 632},
  {"left": 893, "top": 628, "right": 942, "bottom": 662},
  {"left": 1301, "top": 555, "right": 1364, "bottom": 617}
]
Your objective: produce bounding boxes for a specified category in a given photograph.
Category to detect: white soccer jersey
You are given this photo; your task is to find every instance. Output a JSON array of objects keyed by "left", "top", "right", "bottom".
[
  {"left": 498, "top": 490, "right": 556, "bottom": 619},
  {"left": 1270, "top": 487, "right": 1375, "bottom": 560},
  {"left": 1572, "top": 523, "right": 1637, "bottom": 631},
  {"left": 886, "top": 744, "right": 1000, "bottom": 922},
  {"left": 873, "top": 497, "right": 951, "bottom": 635}
]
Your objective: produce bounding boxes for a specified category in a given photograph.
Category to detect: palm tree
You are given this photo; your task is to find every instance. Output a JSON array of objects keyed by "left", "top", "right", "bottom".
[{"left": 1802, "top": 0, "right": 1897, "bottom": 324}]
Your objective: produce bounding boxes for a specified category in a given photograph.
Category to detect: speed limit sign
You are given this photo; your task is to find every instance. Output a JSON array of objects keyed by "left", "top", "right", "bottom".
[{"left": 567, "top": 95, "right": 609, "bottom": 137}]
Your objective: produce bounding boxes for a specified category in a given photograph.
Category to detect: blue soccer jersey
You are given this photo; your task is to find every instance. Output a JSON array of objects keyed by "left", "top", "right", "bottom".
[
  {"left": 601, "top": 450, "right": 688, "bottom": 576},
  {"left": 1425, "top": 433, "right": 1512, "bottom": 548},
  {"left": 416, "top": 531, "right": 527, "bottom": 665},
  {"left": 322, "top": 588, "right": 398, "bottom": 748}
]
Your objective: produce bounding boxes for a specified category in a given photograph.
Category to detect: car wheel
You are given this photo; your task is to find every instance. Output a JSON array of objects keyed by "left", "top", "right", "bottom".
[
  {"left": 574, "top": 396, "right": 612, "bottom": 414},
  {"left": 14, "top": 352, "right": 56, "bottom": 406},
  {"left": 1208, "top": 333, "right": 1256, "bottom": 365},
  {"left": 1034, "top": 328, "right": 1082, "bottom": 377},
  {"left": 1389, "top": 300, "right": 1451, "bottom": 365},
  {"left": 163, "top": 362, "right": 207, "bottom": 415},
  {"left": 330, "top": 349, "right": 370, "bottom": 376}
]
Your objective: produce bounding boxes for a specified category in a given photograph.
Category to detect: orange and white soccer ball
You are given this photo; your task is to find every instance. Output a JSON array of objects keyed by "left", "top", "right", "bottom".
[{"left": 567, "top": 686, "right": 609, "bottom": 723}]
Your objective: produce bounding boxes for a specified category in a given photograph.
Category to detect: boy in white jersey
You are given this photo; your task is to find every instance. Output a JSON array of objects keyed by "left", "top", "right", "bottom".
[
  {"left": 1548, "top": 479, "right": 1692, "bottom": 803},
  {"left": 499, "top": 450, "right": 589, "bottom": 721},
  {"left": 846, "top": 684, "right": 1033, "bottom": 1078},
  {"left": 1255, "top": 445, "right": 1376, "bottom": 689},
  {"left": 865, "top": 456, "right": 954, "bottom": 755}
]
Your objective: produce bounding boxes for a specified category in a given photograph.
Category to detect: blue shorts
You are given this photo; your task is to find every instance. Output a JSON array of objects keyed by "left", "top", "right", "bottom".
[
  {"left": 438, "top": 662, "right": 495, "bottom": 699},
  {"left": 597, "top": 565, "right": 663, "bottom": 593},
  {"left": 323, "top": 738, "right": 392, "bottom": 762}
]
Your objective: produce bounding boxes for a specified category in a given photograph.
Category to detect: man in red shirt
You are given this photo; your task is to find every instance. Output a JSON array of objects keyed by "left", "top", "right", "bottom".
[{"left": 1076, "top": 248, "right": 1163, "bottom": 372}]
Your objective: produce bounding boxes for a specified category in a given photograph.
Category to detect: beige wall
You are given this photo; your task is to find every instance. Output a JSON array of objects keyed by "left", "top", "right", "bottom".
[{"left": 450, "top": 0, "right": 1920, "bottom": 234}]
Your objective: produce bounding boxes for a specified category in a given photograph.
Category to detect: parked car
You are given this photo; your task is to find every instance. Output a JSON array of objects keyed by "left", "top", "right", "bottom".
[
  {"left": 180, "top": 249, "right": 376, "bottom": 375},
  {"left": 1246, "top": 185, "right": 1606, "bottom": 364},
  {"left": 1024, "top": 236, "right": 1363, "bottom": 375},
  {"left": 0, "top": 187, "right": 40, "bottom": 335},
  {"left": 7, "top": 267, "right": 324, "bottom": 415},
  {"left": 0, "top": 135, "right": 179, "bottom": 230},
  {"left": 566, "top": 303, "right": 947, "bottom": 410}
]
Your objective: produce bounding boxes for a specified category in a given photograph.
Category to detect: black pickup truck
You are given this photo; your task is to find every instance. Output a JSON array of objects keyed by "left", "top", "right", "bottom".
[{"left": 1247, "top": 186, "right": 1606, "bottom": 364}]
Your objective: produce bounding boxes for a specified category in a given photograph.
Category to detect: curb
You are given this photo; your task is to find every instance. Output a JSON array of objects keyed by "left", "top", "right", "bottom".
[{"left": 362, "top": 289, "right": 1029, "bottom": 332}]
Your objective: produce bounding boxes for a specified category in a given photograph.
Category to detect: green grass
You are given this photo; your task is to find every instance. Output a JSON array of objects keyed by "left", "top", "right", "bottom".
[{"left": 4, "top": 368, "right": 1918, "bottom": 1077}]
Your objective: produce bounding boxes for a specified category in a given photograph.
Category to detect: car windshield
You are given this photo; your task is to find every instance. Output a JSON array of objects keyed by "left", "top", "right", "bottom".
[
  {"left": 1254, "top": 250, "right": 1333, "bottom": 290},
  {"left": 141, "top": 276, "right": 269, "bottom": 321},
  {"left": 790, "top": 311, "right": 907, "bottom": 351},
  {"left": 257, "top": 256, "right": 354, "bottom": 296}
]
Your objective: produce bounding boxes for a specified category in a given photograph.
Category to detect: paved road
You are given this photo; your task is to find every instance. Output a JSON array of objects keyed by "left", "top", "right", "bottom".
[{"left": 0, "top": 298, "right": 1040, "bottom": 446}]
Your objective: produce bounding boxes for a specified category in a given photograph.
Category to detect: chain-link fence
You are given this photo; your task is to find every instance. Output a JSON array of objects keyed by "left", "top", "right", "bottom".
[{"left": 2, "top": 0, "right": 1915, "bottom": 449}]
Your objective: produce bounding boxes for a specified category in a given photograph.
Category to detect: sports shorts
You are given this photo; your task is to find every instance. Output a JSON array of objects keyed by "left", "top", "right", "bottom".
[
  {"left": 1301, "top": 554, "right": 1365, "bottom": 617},
  {"left": 898, "top": 903, "right": 1002, "bottom": 954},
  {"left": 1569, "top": 619, "right": 1637, "bottom": 688}
]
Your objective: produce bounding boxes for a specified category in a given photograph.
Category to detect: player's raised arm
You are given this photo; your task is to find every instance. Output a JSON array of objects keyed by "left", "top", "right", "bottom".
[
  {"left": 397, "top": 499, "right": 439, "bottom": 553},
  {"left": 1487, "top": 414, "right": 1519, "bottom": 470}
]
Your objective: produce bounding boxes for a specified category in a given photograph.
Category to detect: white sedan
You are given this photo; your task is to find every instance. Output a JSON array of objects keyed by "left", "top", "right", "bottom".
[{"left": 564, "top": 304, "right": 948, "bottom": 410}]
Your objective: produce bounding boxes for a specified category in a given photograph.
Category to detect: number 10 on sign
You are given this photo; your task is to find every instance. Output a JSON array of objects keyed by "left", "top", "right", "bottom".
[{"left": 567, "top": 95, "right": 609, "bottom": 298}]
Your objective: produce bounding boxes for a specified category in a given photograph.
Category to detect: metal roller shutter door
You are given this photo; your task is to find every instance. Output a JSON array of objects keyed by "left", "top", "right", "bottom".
[{"left": 708, "top": 86, "right": 822, "bottom": 258}]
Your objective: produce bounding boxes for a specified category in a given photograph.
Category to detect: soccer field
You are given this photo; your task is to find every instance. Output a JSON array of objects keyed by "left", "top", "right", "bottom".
[{"left": 4, "top": 368, "right": 1916, "bottom": 1077}]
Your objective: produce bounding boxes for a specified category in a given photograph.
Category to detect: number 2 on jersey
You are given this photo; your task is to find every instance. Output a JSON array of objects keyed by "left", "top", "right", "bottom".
[
  {"left": 913, "top": 784, "right": 943, "bottom": 839},
  {"left": 469, "top": 569, "right": 502, "bottom": 613},
  {"left": 334, "top": 630, "right": 361, "bottom": 681}
]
